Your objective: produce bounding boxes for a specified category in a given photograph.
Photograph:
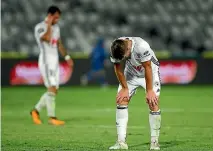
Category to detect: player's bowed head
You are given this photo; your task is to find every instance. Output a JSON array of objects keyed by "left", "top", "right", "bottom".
[
  {"left": 46, "top": 6, "right": 61, "bottom": 25},
  {"left": 111, "top": 39, "right": 132, "bottom": 61}
]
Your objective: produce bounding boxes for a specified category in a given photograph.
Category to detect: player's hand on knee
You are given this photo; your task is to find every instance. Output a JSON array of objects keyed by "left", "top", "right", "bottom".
[
  {"left": 116, "top": 88, "right": 129, "bottom": 104},
  {"left": 146, "top": 90, "right": 158, "bottom": 107}
]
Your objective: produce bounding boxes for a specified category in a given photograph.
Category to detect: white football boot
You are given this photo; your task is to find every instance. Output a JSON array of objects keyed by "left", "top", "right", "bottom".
[
  {"left": 150, "top": 141, "right": 160, "bottom": 150},
  {"left": 109, "top": 141, "right": 128, "bottom": 150}
]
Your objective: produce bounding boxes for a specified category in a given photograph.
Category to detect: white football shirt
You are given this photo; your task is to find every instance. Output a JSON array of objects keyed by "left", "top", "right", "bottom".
[
  {"left": 110, "top": 37, "right": 159, "bottom": 77},
  {"left": 34, "top": 21, "right": 60, "bottom": 65}
]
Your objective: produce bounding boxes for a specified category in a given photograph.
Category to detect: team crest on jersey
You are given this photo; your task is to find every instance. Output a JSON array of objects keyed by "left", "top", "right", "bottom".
[
  {"left": 135, "top": 53, "right": 142, "bottom": 62},
  {"left": 136, "top": 53, "right": 142, "bottom": 58}
]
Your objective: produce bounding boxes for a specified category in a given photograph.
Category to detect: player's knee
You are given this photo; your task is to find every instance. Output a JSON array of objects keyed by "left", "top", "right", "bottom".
[
  {"left": 48, "top": 86, "right": 58, "bottom": 95},
  {"left": 149, "top": 104, "right": 160, "bottom": 112},
  {"left": 117, "top": 98, "right": 129, "bottom": 106}
]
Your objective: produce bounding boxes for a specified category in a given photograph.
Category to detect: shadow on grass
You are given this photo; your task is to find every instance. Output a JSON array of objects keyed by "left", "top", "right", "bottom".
[{"left": 160, "top": 141, "right": 185, "bottom": 149}]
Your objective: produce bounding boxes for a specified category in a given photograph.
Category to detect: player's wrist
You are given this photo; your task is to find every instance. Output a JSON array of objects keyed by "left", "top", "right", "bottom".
[
  {"left": 64, "top": 55, "right": 71, "bottom": 61},
  {"left": 146, "top": 89, "right": 153, "bottom": 92},
  {"left": 122, "top": 87, "right": 128, "bottom": 90}
]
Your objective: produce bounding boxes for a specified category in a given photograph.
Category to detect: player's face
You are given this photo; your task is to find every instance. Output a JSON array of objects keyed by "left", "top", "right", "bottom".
[
  {"left": 52, "top": 12, "right": 60, "bottom": 24},
  {"left": 123, "top": 40, "right": 131, "bottom": 59},
  {"left": 124, "top": 49, "right": 131, "bottom": 58}
]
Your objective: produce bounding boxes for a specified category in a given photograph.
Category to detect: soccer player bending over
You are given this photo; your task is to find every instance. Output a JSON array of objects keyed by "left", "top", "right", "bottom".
[
  {"left": 109, "top": 37, "right": 161, "bottom": 150},
  {"left": 30, "top": 6, "right": 73, "bottom": 125}
]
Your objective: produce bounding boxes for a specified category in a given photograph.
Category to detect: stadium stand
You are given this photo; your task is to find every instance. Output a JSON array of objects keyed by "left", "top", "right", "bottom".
[{"left": 1, "top": 0, "right": 213, "bottom": 56}]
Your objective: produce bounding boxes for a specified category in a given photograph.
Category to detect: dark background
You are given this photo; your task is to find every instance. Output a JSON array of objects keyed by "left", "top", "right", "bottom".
[{"left": 2, "top": 58, "right": 213, "bottom": 86}]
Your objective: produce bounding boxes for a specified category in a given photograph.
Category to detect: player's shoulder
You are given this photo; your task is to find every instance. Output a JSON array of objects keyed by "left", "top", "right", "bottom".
[
  {"left": 133, "top": 37, "right": 149, "bottom": 45},
  {"left": 133, "top": 37, "right": 150, "bottom": 49},
  {"left": 35, "top": 21, "right": 46, "bottom": 30},
  {"left": 35, "top": 21, "right": 45, "bottom": 27}
]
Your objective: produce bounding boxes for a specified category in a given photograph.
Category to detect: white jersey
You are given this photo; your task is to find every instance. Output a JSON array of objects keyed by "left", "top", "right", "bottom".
[
  {"left": 34, "top": 21, "right": 60, "bottom": 66},
  {"left": 34, "top": 21, "right": 61, "bottom": 88},
  {"left": 111, "top": 37, "right": 159, "bottom": 78}
]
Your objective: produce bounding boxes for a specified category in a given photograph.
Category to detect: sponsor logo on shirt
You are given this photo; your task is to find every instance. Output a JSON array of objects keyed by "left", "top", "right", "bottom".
[{"left": 135, "top": 53, "right": 142, "bottom": 62}]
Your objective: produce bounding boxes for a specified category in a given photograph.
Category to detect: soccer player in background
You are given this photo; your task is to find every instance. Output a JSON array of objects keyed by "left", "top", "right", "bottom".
[
  {"left": 109, "top": 37, "right": 161, "bottom": 150},
  {"left": 30, "top": 6, "right": 73, "bottom": 125},
  {"left": 80, "top": 38, "right": 108, "bottom": 87}
]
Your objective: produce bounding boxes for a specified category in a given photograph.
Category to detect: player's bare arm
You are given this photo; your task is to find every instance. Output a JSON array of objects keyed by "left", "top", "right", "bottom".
[
  {"left": 57, "top": 39, "right": 74, "bottom": 68},
  {"left": 41, "top": 15, "right": 53, "bottom": 42},
  {"left": 114, "top": 63, "right": 129, "bottom": 104},
  {"left": 57, "top": 38, "right": 68, "bottom": 57},
  {"left": 141, "top": 60, "right": 158, "bottom": 107}
]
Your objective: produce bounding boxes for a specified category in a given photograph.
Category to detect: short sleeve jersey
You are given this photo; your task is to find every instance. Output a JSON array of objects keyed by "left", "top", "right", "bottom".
[
  {"left": 34, "top": 21, "right": 60, "bottom": 65},
  {"left": 110, "top": 37, "right": 159, "bottom": 77}
]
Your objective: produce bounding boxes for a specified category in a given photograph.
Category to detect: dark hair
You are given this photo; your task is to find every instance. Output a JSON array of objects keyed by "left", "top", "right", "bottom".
[
  {"left": 111, "top": 39, "right": 126, "bottom": 60},
  {"left": 47, "top": 6, "right": 61, "bottom": 15}
]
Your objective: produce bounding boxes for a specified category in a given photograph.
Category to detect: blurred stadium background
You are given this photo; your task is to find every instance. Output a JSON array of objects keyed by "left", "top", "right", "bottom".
[
  {"left": 1, "top": 0, "right": 213, "bottom": 55},
  {"left": 1, "top": 0, "right": 213, "bottom": 150}
]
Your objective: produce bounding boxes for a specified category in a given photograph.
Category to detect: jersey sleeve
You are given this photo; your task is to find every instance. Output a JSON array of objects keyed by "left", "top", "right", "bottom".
[
  {"left": 137, "top": 40, "right": 152, "bottom": 62},
  {"left": 35, "top": 23, "right": 47, "bottom": 38}
]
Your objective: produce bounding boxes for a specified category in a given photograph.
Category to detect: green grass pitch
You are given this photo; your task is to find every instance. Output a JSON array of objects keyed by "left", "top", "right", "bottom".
[{"left": 1, "top": 85, "right": 213, "bottom": 151}]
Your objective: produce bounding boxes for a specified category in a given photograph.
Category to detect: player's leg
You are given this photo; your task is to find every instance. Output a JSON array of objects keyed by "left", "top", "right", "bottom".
[
  {"left": 149, "top": 73, "right": 161, "bottom": 150},
  {"left": 31, "top": 90, "right": 50, "bottom": 124},
  {"left": 81, "top": 69, "right": 108, "bottom": 87},
  {"left": 31, "top": 64, "right": 64, "bottom": 125},
  {"left": 109, "top": 78, "right": 138, "bottom": 150},
  {"left": 46, "top": 66, "right": 65, "bottom": 125},
  {"left": 31, "top": 64, "right": 48, "bottom": 124},
  {"left": 140, "top": 72, "right": 161, "bottom": 150},
  {"left": 46, "top": 86, "right": 57, "bottom": 118},
  {"left": 80, "top": 69, "right": 97, "bottom": 86},
  {"left": 80, "top": 70, "right": 92, "bottom": 86},
  {"left": 149, "top": 99, "right": 161, "bottom": 150},
  {"left": 96, "top": 69, "right": 108, "bottom": 87}
]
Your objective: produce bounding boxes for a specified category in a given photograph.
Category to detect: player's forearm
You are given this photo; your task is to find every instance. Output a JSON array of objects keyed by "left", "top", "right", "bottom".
[
  {"left": 58, "top": 40, "right": 68, "bottom": 57},
  {"left": 114, "top": 64, "right": 128, "bottom": 89},
  {"left": 144, "top": 64, "right": 153, "bottom": 91},
  {"left": 142, "top": 60, "right": 153, "bottom": 91},
  {"left": 41, "top": 24, "right": 51, "bottom": 42},
  {"left": 58, "top": 45, "right": 67, "bottom": 57}
]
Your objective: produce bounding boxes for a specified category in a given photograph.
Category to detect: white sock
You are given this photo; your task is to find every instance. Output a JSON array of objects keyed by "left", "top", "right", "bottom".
[
  {"left": 45, "top": 92, "right": 56, "bottom": 117},
  {"left": 149, "top": 110, "right": 161, "bottom": 143},
  {"left": 35, "top": 92, "right": 47, "bottom": 112},
  {"left": 116, "top": 105, "right": 128, "bottom": 142}
]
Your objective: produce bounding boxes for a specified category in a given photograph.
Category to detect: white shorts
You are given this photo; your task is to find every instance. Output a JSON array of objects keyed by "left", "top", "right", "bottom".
[
  {"left": 118, "top": 71, "right": 161, "bottom": 97},
  {"left": 39, "top": 63, "right": 59, "bottom": 89}
]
